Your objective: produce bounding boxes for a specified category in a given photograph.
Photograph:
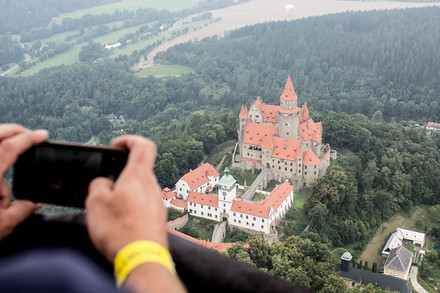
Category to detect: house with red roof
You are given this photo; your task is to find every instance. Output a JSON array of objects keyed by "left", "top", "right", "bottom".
[
  {"left": 175, "top": 163, "right": 219, "bottom": 200},
  {"left": 238, "top": 76, "right": 333, "bottom": 188}
]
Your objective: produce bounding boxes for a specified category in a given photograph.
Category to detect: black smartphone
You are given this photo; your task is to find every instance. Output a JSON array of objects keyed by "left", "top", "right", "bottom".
[{"left": 13, "top": 141, "right": 128, "bottom": 208}]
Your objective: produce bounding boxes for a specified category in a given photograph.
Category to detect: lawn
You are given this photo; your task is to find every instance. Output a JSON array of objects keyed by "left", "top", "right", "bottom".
[
  {"left": 51, "top": 0, "right": 204, "bottom": 24},
  {"left": 278, "top": 188, "right": 311, "bottom": 238},
  {"left": 359, "top": 205, "right": 436, "bottom": 269}
]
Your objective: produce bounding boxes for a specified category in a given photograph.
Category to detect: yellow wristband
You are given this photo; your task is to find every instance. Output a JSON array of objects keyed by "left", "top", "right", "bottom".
[{"left": 114, "top": 240, "right": 176, "bottom": 288}]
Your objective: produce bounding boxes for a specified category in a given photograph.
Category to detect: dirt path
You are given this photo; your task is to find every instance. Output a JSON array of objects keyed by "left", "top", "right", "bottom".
[
  {"left": 143, "top": 0, "right": 440, "bottom": 68},
  {"left": 204, "top": 139, "right": 237, "bottom": 169}
]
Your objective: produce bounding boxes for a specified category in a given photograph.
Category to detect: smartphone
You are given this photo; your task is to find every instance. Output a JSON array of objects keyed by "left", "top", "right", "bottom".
[{"left": 13, "top": 141, "right": 128, "bottom": 208}]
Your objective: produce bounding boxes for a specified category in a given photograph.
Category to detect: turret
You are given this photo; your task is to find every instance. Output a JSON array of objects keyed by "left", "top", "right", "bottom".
[
  {"left": 280, "top": 76, "right": 298, "bottom": 110},
  {"left": 341, "top": 251, "right": 353, "bottom": 272}
]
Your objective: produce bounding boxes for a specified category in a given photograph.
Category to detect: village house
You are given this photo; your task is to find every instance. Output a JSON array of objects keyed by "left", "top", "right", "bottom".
[
  {"left": 382, "top": 228, "right": 425, "bottom": 256},
  {"left": 175, "top": 163, "right": 219, "bottom": 200},
  {"left": 425, "top": 122, "right": 440, "bottom": 131},
  {"left": 383, "top": 246, "right": 413, "bottom": 280}
]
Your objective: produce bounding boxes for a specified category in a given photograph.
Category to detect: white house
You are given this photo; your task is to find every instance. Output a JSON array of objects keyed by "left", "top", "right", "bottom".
[
  {"left": 175, "top": 163, "right": 219, "bottom": 200},
  {"left": 382, "top": 228, "right": 425, "bottom": 256}
]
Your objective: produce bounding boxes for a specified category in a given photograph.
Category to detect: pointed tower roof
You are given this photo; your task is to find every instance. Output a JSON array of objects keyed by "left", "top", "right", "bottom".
[
  {"left": 303, "top": 149, "right": 320, "bottom": 166},
  {"left": 302, "top": 102, "right": 309, "bottom": 121},
  {"left": 239, "top": 105, "right": 248, "bottom": 119},
  {"left": 280, "top": 76, "right": 298, "bottom": 101}
]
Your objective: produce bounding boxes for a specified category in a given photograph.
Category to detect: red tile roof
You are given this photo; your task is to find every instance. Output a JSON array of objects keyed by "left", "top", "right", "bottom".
[
  {"left": 301, "top": 102, "right": 309, "bottom": 122},
  {"left": 241, "top": 158, "right": 262, "bottom": 164},
  {"left": 303, "top": 148, "right": 320, "bottom": 166},
  {"left": 280, "top": 76, "right": 298, "bottom": 101},
  {"left": 263, "top": 181, "right": 294, "bottom": 216},
  {"left": 231, "top": 200, "right": 271, "bottom": 218},
  {"left": 255, "top": 99, "right": 281, "bottom": 123},
  {"left": 242, "top": 121, "right": 278, "bottom": 149},
  {"left": 231, "top": 181, "right": 293, "bottom": 218},
  {"left": 271, "top": 137, "right": 302, "bottom": 161},
  {"left": 299, "top": 119, "right": 322, "bottom": 142},
  {"left": 427, "top": 122, "right": 440, "bottom": 129},
  {"left": 239, "top": 105, "right": 248, "bottom": 119},
  {"left": 188, "top": 191, "right": 219, "bottom": 208},
  {"left": 170, "top": 198, "right": 187, "bottom": 209},
  {"left": 180, "top": 163, "right": 219, "bottom": 190},
  {"left": 162, "top": 188, "right": 176, "bottom": 200}
]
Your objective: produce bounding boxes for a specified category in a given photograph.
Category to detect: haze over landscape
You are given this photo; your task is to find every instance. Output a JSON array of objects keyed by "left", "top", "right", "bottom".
[{"left": 0, "top": 0, "right": 439, "bottom": 292}]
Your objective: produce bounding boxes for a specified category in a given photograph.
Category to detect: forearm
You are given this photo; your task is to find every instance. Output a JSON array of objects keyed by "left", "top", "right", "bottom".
[{"left": 123, "top": 263, "right": 187, "bottom": 293}]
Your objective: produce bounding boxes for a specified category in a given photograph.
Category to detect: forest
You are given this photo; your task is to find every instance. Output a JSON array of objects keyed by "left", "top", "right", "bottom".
[
  {"left": 156, "top": 7, "right": 440, "bottom": 123},
  {"left": 0, "top": 7, "right": 439, "bottom": 247}
]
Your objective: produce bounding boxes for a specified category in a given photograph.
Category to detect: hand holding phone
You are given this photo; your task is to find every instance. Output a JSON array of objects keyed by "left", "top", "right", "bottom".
[{"left": 13, "top": 141, "right": 128, "bottom": 208}]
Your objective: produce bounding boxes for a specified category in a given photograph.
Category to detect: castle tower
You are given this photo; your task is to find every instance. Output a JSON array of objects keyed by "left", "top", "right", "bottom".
[
  {"left": 279, "top": 76, "right": 298, "bottom": 110},
  {"left": 277, "top": 76, "right": 300, "bottom": 140},
  {"left": 218, "top": 168, "right": 237, "bottom": 220},
  {"left": 238, "top": 105, "right": 248, "bottom": 142}
]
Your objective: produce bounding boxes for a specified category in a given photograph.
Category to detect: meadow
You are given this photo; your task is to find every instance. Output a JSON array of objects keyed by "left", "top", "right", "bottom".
[{"left": 51, "top": 0, "right": 204, "bottom": 24}]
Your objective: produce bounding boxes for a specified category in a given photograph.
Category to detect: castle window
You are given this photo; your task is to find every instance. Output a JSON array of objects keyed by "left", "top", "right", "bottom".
[
  {"left": 240, "top": 214, "right": 243, "bottom": 218},
  {"left": 287, "top": 133, "right": 289, "bottom": 135},
  {"left": 290, "top": 169, "right": 292, "bottom": 172},
  {"left": 305, "top": 172, "right": 307, "bottom": 175},
  {"left": 189, "top": 209, "right": 192, "bottom": 213},
  {"left": 246, "top": 222, "right": 249, "bottom": 226},
  {"left": 305, "top": 166, "right": 307, "bottom": 169},
  {"left": 279, "top": 167, "right": 281, "bottom": 170},
  {"left": 253, "top": 217, "right": 256, "bottom": 220},
  {"left": 261, "top": 225, "right": 264, "bottom": 229},
  {"left": 315, "top": 165, "right": 317, "bottom": 169},
  {"left": 215, "top": 208, "right": 217, "bottom": 211},
  {"left": 252, "top": 223, "right": 254, "bottom": 227},
  {"left": 299, "top": 164, "right": 301, "bottom": 167},
  {"left": 201, "top": 204, "right": 204, "bottom": 208},
  {"left": 246, "top": 215, "right": 248, "bottom": 219},
  {"left": 262, "top": 219, "right": 264, "bottom": 222},
  {"left": 201, "top": 212, "right": 204, "bottom": 215},
  {"left": 233, "top": 213, "right": 236, "bottom": 216},
  {"left": 223, "top": 203, "right": 226, "bottom": 207},
  {"left": 285, "top": 168, "right": 287, "bottom": 171},
  {"left": 239, "top": 220, "right": 241, "bottom": 224},
  {"left": 314, "top": 171, "right": 317, "bottom": 175},
  {"left": 208, "top": 206, "right": 210, "bottom": 210},
  {"left": 234, "top": 219, "right": 236, "bottom": 223},
  {"left": 290, "top": 163, "right": 293, "bottom": 166}
]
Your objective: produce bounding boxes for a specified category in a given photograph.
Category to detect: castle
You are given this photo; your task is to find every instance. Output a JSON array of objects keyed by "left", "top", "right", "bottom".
[
  {"left": 237, "top": 76, "right": 334, "bottom": 189},
  {"left": 162, "top": 76, "right": 333, "bottom": 236}
]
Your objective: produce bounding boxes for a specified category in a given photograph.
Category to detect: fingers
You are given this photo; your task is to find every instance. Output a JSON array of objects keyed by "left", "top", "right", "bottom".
[
  {"left": 86, "top": 177, "right": 114, "bottom": 208},
  {"left": 112, "top": 135, "right": 157, "bottom": 181},
  {"left": 2, "top": 200, "right": 41, "bottom": 236},
  {"left": 0, "top": 178, "right": 11, "bottom": 208},
  {"left": 0, "top": 128, "right": 48, "bottom": 175}
]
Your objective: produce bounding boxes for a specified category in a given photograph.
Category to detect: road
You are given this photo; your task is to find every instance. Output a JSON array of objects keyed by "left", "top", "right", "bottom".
[
  {"left": 212, "top": 221, "right": 227, "bottom": 243},
  {"left": 410, "top": 266, "right": 428, "bottom": 293},
  {"left": 142, "top": 0, "right": 440, "bottom": 68}
]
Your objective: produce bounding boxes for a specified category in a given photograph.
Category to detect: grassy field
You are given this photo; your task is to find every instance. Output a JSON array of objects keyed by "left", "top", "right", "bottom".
[
  {"left": 51, "top": 0, "right": 204, "bottom": 24},
  {"left": 20, "top": 19, "right": 211, "bottom": 76},
  {"left": 135, "top": 64, "right": 195, "bottom": 77},
  {"left": 359, "top": 205, "right": 436, "bottom": 267}
]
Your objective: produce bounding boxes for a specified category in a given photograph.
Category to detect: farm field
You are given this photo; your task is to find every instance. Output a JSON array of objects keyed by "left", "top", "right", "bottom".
[{"left": 51, "top": 0, "right": 204, "bottom": 24}]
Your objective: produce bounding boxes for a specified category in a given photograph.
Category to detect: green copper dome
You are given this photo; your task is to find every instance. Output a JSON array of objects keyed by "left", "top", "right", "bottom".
[{"left": 218, "top": 168, "right": 236, "bottom": 187}]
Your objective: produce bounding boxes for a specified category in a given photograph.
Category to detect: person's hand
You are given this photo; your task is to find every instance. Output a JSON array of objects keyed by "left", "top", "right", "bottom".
[
  {"left": 0, "top": 124, "right": 48, "bottom": 241},
  {"left": 85, "top": 135, "right": 167, "bottom": 262}
]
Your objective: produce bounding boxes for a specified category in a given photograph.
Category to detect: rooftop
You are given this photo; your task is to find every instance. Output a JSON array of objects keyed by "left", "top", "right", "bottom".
[
  {"left": 179, "top": 163, "right": 219, "bottom": 190},
  {"left": 188, "top": 191, "right": 219, "bottom": 208},
  {"left": 384, "top": 246, "right": 413, "bottom": 273}
]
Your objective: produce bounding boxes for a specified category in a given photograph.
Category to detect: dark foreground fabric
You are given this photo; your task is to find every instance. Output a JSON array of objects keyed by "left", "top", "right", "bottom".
[{"left": 0, "top": 249, "right": 118, "bottom": 293}]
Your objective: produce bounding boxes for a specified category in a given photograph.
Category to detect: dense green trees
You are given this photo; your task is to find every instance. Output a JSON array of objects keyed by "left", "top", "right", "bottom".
[
  {"left": 224, "top": 236, "right": 346, "bottom": 293},
  {"left": 0, "top": 35, "right": 24, "bottom": 68},
  {"left": 157, "top": 7, "right": 440, "bottom": 123},
  {"left": 303, "top": 111, "right": 440, "bottom": 246}
]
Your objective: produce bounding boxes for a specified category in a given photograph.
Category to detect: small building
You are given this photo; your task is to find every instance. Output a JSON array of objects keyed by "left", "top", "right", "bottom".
[
  {"left": 104, "top": 42, "right": 121, "bottom": 49},
  {"left": 425, "top": 122, "right": 440, "bottom": 131},
  {"left": 336, "top": 251, "right": 411, "bottom": 293},
  {"left": 382, "top": 228, "right": 425, "bottom": 256},
  {"left": 383, "top": 246, "right": 413, "bottom": 280}
]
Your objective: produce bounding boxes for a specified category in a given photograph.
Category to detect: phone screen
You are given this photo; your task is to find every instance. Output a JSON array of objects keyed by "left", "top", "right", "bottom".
[{"left": 13, "top": 142, "right": 127, "bottom": 208}]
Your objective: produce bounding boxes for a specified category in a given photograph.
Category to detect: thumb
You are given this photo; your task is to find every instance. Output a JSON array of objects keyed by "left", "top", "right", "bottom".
[{"left": 4, "top": 200, "right": 40, "bottom": 233}]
